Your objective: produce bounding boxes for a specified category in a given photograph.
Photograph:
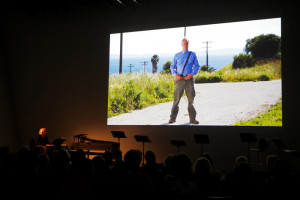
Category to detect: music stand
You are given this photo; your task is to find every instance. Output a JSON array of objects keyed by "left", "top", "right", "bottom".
[
  {"left": 272, "top": 138, "right": 287, "bottom": 156},
  {"left": 194, "top": 134, "right": 210, "bottom": 156},
  {"left": 134, "top": 135, "right": 151, "bottom": 165},
  {"left": 72, "top": 134, "right": 88, "bottom": 149},
  {"left": 111, "top": 131, "right": 126, "bottom": 147},
  {"left": 52, "top": 137, "right": 66, "bottom": 147},
  {"left": 240, "top": 133, "right": 257, "bottom": 161},
  {"left": 170, "top": 140, "right": 187, "bottom": 153}
]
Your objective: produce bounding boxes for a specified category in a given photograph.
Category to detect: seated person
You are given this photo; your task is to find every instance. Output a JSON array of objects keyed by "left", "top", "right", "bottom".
[{"left": 35, "top": 128, "right": 50, "bottom": 146}]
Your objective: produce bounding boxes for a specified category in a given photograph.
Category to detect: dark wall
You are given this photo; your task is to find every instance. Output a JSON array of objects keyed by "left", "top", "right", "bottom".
[
  {"left": 1, "top": 0, "right": 299, "bottom": 171},
  {"left": 1, "top": 6, "right": 110, "bottom": 147},
  {"left": 0, "top": 27, "right": 19, "bottom": 151}
]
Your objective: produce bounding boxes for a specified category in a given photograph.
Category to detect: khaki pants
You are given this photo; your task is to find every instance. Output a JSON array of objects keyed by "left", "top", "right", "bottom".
[{"left": 170, "top": 78, "right": 196, "bottom": 121}]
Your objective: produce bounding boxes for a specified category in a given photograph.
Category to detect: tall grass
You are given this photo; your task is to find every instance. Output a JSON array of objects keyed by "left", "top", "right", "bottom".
[
  {"left": 194, "top": 59, "right": 281, "bottom": 83},
  {"left": 222, "top": 59, "right": 281, "bottom": 82},
  {"left": 108, "top": 73, "right": 174, "bottom": 117}
]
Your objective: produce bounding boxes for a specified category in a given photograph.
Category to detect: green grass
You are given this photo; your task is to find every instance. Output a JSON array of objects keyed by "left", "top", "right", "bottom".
[
  {"left": 235, "top": 102, "right": 282, "bottom": 126},
  {"left": 194, "top": 59, "right": 281, "bottom": 83},
  {"left": 108, "top": 73, "right": 174, "bottom": 117}
]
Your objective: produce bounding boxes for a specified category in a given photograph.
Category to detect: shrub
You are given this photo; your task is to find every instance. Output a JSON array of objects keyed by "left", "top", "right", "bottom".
[
  {"left": 194, "top": 75, "right": 209, "bottom": 83},
  {"left": 232, "top": 53, "right": 255, "bottom": 69},
  {"left": 194, "top": 71, "right": 224, "bottom": 83},
  {"left": 258, "top": 74, "right": 271, "bottom": 81},
  {"left": 108, "top": 87, "right": 128, "bottom": 116},
  {"left": 245, "top": 34, "right": 281, "bottom": 60},
  {"left": 200, "top": 65, "right": 216, "bottom": 72},
  {"left": 161, "top": 61, "right": 172, "bottom": 74}
]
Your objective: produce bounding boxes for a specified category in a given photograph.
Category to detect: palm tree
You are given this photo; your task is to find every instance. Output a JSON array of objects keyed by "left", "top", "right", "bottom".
[{"left": 151, "top": 54, "right": 159, "bottom": 73}]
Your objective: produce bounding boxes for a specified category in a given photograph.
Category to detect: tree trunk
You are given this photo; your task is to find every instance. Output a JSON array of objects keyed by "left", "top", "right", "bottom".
[{"left": 152, "top": 63, "right": 157, "bottom": 73}]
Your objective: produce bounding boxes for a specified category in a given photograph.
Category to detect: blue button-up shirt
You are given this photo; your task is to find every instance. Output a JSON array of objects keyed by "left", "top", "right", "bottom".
[{"left": 170, "top": 50, "right": 200, "bottom": 76}]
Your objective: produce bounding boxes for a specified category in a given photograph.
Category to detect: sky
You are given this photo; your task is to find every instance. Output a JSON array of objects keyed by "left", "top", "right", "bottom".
[{"left": 109, "top": 17, "right": 281, "bottom": 56}]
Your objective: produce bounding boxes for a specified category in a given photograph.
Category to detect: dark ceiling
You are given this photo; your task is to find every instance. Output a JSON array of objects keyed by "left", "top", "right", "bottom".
[{"left": 2, "top": 0, "right": 161, "bottom": 14}]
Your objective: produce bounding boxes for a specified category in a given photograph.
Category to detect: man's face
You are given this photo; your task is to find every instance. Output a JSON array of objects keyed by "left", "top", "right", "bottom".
[
  {"left": 182, "top": 39, "right": 189, "bottom": 51},
  {"left": 41, "top": 128, "right": 47, "bottom": 137}
]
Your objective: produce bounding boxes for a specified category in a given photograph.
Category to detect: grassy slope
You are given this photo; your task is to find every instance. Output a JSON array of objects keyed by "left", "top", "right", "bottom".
[
  {"left": 220, "top": 59, "right": 281, "bottom": 82},
  {"left": 194, "top": 59, "right": 281, "bottom": 83}
]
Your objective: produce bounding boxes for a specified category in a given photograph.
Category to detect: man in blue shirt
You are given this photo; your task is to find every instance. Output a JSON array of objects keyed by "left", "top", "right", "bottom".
[{"left": 169, "top": 38, "right": 200, "bottom": 124}]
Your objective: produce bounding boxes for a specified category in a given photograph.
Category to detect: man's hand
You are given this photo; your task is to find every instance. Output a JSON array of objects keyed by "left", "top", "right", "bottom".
[
  {"left": 184, "top": 74, "right": 193, "bottom": 80},
  {"left": 175, "top": 74, "right": 183, "bottom": 80}
]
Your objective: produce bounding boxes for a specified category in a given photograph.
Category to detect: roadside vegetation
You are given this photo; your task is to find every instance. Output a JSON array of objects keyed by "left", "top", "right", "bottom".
[
  {"left": 235, "top": 101, "right": 282, "bottom": 126},
  {"left": 108, "top": 73, "right": 174, "bottom": 117},
  {"left": 194, "top": 59, "right": 281, "bottom": 83}
]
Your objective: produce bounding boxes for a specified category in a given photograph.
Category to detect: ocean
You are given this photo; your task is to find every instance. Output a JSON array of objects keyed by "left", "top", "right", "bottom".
[{"left": 109, "top": 54, "right": 237, "bottom": 74}]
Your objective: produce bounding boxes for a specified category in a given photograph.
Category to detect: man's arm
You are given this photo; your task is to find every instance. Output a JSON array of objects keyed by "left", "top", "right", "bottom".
[
  {"left": 170, "top": 55, "right": 177, "bottom": 76},
  {"left": 170, "top": 54, "right": 184, "bottom": 80},
  {"left": 192, "top": 53, "right": 200, "bottom": 76}
]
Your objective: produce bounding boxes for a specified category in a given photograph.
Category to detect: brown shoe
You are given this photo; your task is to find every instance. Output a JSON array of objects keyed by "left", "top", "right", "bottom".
[
  {"left": 190, "top": 119, "right": 199, "bottom": 124},
  {"left": 169, "top": 119, "right": 176, "bottom": 123}
]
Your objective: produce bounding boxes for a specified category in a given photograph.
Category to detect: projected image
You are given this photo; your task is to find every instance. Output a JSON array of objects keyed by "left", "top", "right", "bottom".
[{"left": 107, "top": 18, "right": 282, "bottom": 126}]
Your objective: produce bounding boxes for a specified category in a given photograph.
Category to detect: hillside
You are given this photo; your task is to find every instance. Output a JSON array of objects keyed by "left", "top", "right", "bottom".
[{"left": 194, "top": 59, "right": 281, "bottom": 83}]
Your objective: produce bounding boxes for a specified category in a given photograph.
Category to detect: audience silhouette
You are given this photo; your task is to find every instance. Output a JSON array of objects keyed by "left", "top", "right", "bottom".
[
  {"left": 114, "top": 149, "right": 154, "bottom": 199},
  {"left": 112, "top": 148, "right": 125, "bottom": 174},
  {"left": 263, "top": 158, "right": 297, "bottom": 198},
  {"left": 193, "top": 156, "right": 219, "bottom": 197},
  {"left": 0, "top": 145, "right": 299, "bottom": 200},
  {"left": 163, "top": 152, "right": 199, "bottom": 198},
  {"left": 142, "top": 150, "right": 164, "bottom": 194}
]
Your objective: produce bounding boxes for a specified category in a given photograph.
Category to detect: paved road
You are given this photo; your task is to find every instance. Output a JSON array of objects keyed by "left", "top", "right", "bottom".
[{"left": 107, "top": 80, "right": 282, "bottom": 126}]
